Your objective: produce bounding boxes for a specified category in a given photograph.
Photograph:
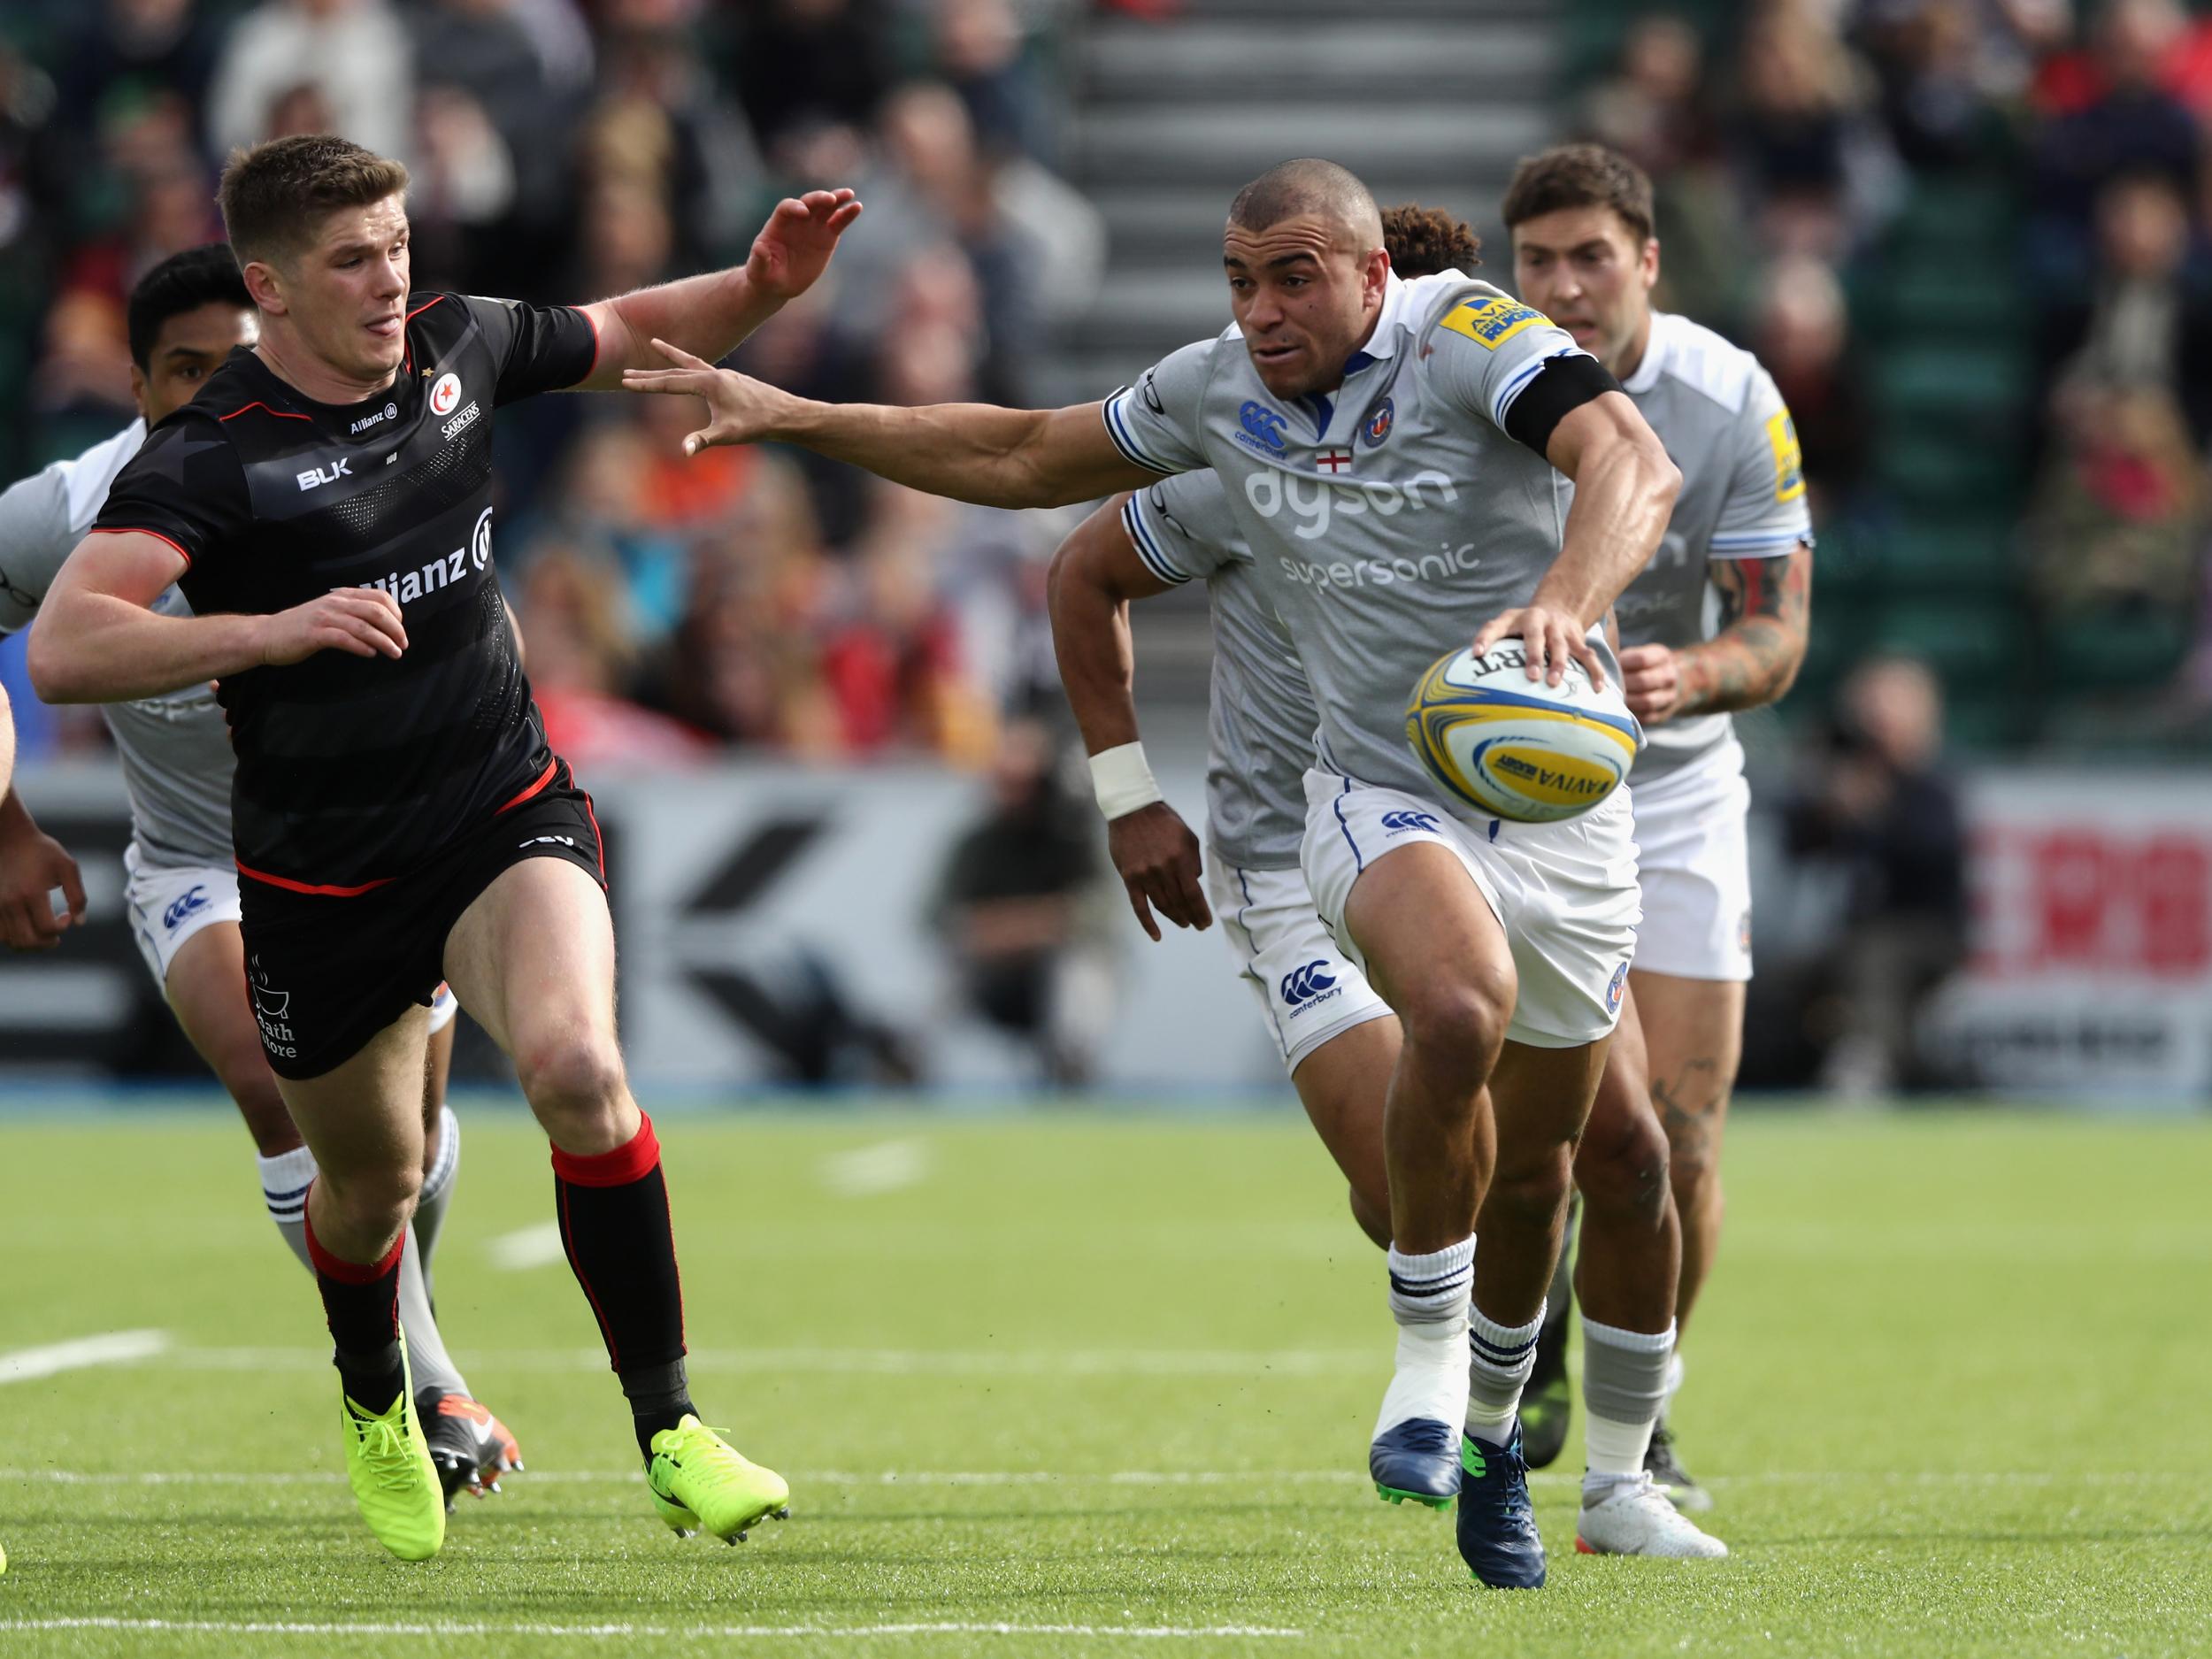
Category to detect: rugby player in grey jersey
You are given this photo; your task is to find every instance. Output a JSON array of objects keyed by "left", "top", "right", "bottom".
[
  {"left": 1507, "top": 146, "right": 1814, "bottom": 1512},
  {"left": 626, "top": 158, "right": 1682, "bottom": 1590},
  {"left": 0, "top": 246, "right": 519, "bottom": 1500},
  {"left": 1047, "top": 204, "right": 1723, "bottom": 1563}
]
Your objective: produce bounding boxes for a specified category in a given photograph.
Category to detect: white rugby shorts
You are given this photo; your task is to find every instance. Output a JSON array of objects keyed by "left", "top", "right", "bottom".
[
  {"left": 123, "top": 845, "right": 243, "bottom": 990},
  {"left": 1205, "top": 853, "right": 1394, "bottom": 1074},
  {"left": 1628, "top": 741, "right": 1754, "bottom": 983},
  {"left": 124, "top": 843, "right": 460, "bottom": 1032},
  {"left": 1301, "top": 771, "right": 1642, "bottom": 1048}
]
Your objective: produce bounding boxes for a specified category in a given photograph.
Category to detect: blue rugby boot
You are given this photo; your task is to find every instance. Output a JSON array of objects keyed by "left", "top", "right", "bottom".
[
  {"left": 1370, "top": 1418, "right": 1460, "bottom": 1509},
  {"left": 1455, "top": 1424, "right": 1547, "bottom": 1588},
  {"left": 1369, "top": 1317, "right": 1469, "bottom": 1509}
]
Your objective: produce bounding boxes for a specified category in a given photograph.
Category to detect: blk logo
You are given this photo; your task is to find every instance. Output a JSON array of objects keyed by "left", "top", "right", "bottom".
[
  {"left": 1280, "top": 960, "right": 1339, "bottom": 1007},
  {"left": 296, "top": 457, "right": 352, "bottom": 491}
]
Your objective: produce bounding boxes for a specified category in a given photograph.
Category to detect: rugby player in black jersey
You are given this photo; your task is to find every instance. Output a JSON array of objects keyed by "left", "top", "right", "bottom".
[{"left": 28, "top": 134, "right": 861, "bottom": 1561}]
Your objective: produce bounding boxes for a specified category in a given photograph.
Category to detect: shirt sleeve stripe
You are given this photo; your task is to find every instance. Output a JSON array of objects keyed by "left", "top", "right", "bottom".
[
  {"left": 1489, "top": 352, "right": 1558, "bottom": 427},
  {"left": 1121, "top": 494, "right": 1192, "bottom": 584},
  {"left": 1102, "top": 392, "right": 1179, "bottom": 475},
  {"left": 88, "top": 525, "right": 193, "bottom": 571}
]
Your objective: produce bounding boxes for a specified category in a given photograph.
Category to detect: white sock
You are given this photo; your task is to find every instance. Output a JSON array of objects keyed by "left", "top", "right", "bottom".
[
  {"left": 1386, "top": 1237, "right": 1473, "bottom": 1325},
  {"left": 1581, "top": 1318, "right": 1676, "bottom": 1494},
  {"left": 411, "top": 1104, "right": 461, "bottom": 1276},
  {"left": 1375, "top": 1238, "right": 1473, "bottom": 1436},
  {"left": 397, "top": 1224, "right": 467, "bottom": 1399},
  {"left": 1663, "top": 1347, "right": 1686, "bottom": 1417},
  {"left": 256, "top": 1145, "right": 318, "bottom": 1272},
  {"left": 1465, "top": 1300, "right": 1545, "bottom": 1448}
]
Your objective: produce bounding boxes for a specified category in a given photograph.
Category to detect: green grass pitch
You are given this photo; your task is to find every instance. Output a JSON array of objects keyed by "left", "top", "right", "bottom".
[{"left": 1, "top": 1104, "right": 2208, "bottom": 1657}]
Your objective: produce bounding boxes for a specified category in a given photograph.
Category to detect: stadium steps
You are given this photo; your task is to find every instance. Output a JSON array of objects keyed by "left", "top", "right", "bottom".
[
  {"left": 1043, "top": 0, "right": 1563, "bottom": 703},
  {"left": 1794, "top": 169, "right": 2044, "bottom": 749}
]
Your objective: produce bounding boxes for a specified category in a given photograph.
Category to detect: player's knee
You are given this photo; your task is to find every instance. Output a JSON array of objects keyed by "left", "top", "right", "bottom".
[
  {"left": 1394, "top": 976, "right": 1509, "bottom": 1084},
  {"left": 514, "top": 1032, "right": 627, "bottom": 1125},
  {"left": 1666, "top": 1119, "right": 1724, "bottom": 1202},
  {"left": 1576, "top": 1108, "right": 1671, "bottom": 1229},
  {"left": 1485, "top": 1141, "right": 1575, "bottom": 1230},
  {"left": 319, "top": 1161, "right": 421, "bottom": 1243}
]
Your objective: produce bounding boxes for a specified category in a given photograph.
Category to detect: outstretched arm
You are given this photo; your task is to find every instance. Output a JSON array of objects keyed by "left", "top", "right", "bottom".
[
  {"left": 623, "top": 342, "right": 1162, "bottom": 510},
  {"left": 1472, "top": 390, "right": 1680, "bottom": 687},
  {"left": 572, "top": 189, "right": 864, "bottom": 392},
  {"left": 27, "top": 533, "right": 409, "bottom": 703},
  {"left": 1047, "top": 495, "right": 1210, "bottom": 940},
  {"left": 1619, "top": 546, "right": 1813, "bottom": 724}
]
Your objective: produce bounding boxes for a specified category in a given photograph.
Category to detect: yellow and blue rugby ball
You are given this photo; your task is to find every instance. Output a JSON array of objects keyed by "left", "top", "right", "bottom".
[{"left": 1405, "top": 642, "right": 1642, "bottom": 824}]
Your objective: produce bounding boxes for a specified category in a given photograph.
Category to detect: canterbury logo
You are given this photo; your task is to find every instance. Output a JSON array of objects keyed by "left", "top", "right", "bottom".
[
  {"left": 1280, "top": 960, "right": 1339, "bottom": 1007},
  {"left": 1380, "top": 810, "right": 1440, "bottom": 834}
]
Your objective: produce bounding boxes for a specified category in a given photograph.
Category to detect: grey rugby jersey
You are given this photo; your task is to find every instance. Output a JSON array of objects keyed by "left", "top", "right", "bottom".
[
  {"left": 1123, "top": 475, "right": 1314, "bottom": 869},
  {"left": 1614, "top": 311, "right": 1813, "bottom": 782},
  {"left": 1103, "top": 273, "right": 1617, "bottom": 824},
  {"left": 0, "top": 419, "right": 234, "bottom": 867}
]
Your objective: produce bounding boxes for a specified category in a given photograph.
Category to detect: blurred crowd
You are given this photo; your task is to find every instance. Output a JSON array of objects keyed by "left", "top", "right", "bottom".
[
  {"left": 0, "top": 0, "right": 1096, "bottom": 769},
  {"left": 1576, "top": 0, "right": 2212, "bottom": 1087},
  {"left": 1576, "top": 0, "right": 2212, "bottom": 709}
]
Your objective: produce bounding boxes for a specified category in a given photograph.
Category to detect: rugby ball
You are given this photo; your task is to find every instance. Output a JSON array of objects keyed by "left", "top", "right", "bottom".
[{"left": 1404, "top": 641, "right": 1642, "bottom": 824}]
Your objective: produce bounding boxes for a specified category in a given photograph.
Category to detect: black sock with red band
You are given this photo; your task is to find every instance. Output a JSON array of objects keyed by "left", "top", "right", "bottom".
[
  {"left": 304, "top": 1207, "right": 406, "bottom": 1415},
  {"left": 552, "top": 1112, "right": 696, "bottom": 1458}
]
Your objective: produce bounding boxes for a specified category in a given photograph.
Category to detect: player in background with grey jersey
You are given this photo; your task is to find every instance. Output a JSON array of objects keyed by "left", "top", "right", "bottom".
[
  {"left": 1506, "top": 145, "right": 1815, "bottom": 1510},
  {"left": 0, "top": 246, "right": 519, "bottom": 1500},
  {"left": 1047, "top": 204, "right": 1724, "bottom": 1562},
  {"left": 623, "top": 157, "right": 1682, "bottom": 1591}
]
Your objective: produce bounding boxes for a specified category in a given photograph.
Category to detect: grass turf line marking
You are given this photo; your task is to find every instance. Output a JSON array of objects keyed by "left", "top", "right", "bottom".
[
  {"left": 0, "top": 1328, "right": 167, "bottom": 1386},
  {"left": 486, "top": 1221, "right": 567, "bottom": 1271},
  {"left": 161, "top": 1344, "right": 1378, "bottom": 1376},
  {"left": 821, "top": 1136, "right": 932, "bottom": 1197},
  {"left": 0, "top": 1619, "right": 1305, "bottom": 1640}
]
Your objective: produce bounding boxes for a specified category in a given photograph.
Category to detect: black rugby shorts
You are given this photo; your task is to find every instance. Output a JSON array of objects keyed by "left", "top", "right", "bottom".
[{"left": 239, "top": 758, "right": 606, "bottom": 1079}]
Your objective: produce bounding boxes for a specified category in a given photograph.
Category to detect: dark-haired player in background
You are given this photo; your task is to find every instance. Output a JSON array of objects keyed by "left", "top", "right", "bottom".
[
  {"left": 1505, "top": 143, "right": 1814, "bottom": 1509},
  {"left": 29, "top": 136, "right": 861, "bottom": 1561},
  {"left": 0, "top": 245, "right": 517, "bottom": 1502}
]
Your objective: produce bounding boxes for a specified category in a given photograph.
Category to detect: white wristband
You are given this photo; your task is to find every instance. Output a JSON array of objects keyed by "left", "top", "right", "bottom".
[{"left": 1088, "top": 741, "right": 1164, "bottom": 820}]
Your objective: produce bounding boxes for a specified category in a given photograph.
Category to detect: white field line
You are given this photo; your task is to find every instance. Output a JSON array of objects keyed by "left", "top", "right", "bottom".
[
  {"left": 821, "top": 1136, "right": 932, "bottom": 1198},
  {"left": 0, "top": 1328, "right": 168, "bottom": 1386},
  {"left": 0, "top": 1467, "right": 2181, "bottom": 1490},
  {"left": 0, "top": 1619, "right": 1304, "bottom": 1642},
  {"left": 486, "top": 1221, "right": 567, "bottom": 1271},
  {"left": 155, "top": 1345, "right": 1379, "bottom": 1377}
]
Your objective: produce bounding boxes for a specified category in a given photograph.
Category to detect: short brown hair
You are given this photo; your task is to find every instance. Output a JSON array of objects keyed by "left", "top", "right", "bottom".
[
  {"left": 1499, "top": 143, "right": 1655, "bottom": 244},
  {"left": 218, "top": 134, "right": 410, "bottom": 268},
  {"left": 1380, "top": 204, "right": 1481, "bottom": 278}
]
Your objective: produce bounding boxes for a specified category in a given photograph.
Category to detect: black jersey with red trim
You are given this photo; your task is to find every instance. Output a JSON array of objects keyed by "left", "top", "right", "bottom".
[{"left": 89, "top": 292, "right": 599, "bottom": 893}]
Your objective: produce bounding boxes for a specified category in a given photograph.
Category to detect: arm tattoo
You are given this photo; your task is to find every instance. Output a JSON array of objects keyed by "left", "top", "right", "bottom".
[{"left": 1672, "top": 546, "right": 1811, "bottom": 717}]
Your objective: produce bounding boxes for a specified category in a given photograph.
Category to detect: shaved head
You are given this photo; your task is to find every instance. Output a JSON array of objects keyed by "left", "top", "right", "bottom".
[{"left": 1229, "top": 158, "right": 1384, "bottom": 251}]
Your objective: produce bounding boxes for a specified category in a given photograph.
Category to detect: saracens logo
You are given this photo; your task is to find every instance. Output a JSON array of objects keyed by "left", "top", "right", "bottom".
[{"left": 428, "top": 372, "right": 463, "bottom": 418}]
